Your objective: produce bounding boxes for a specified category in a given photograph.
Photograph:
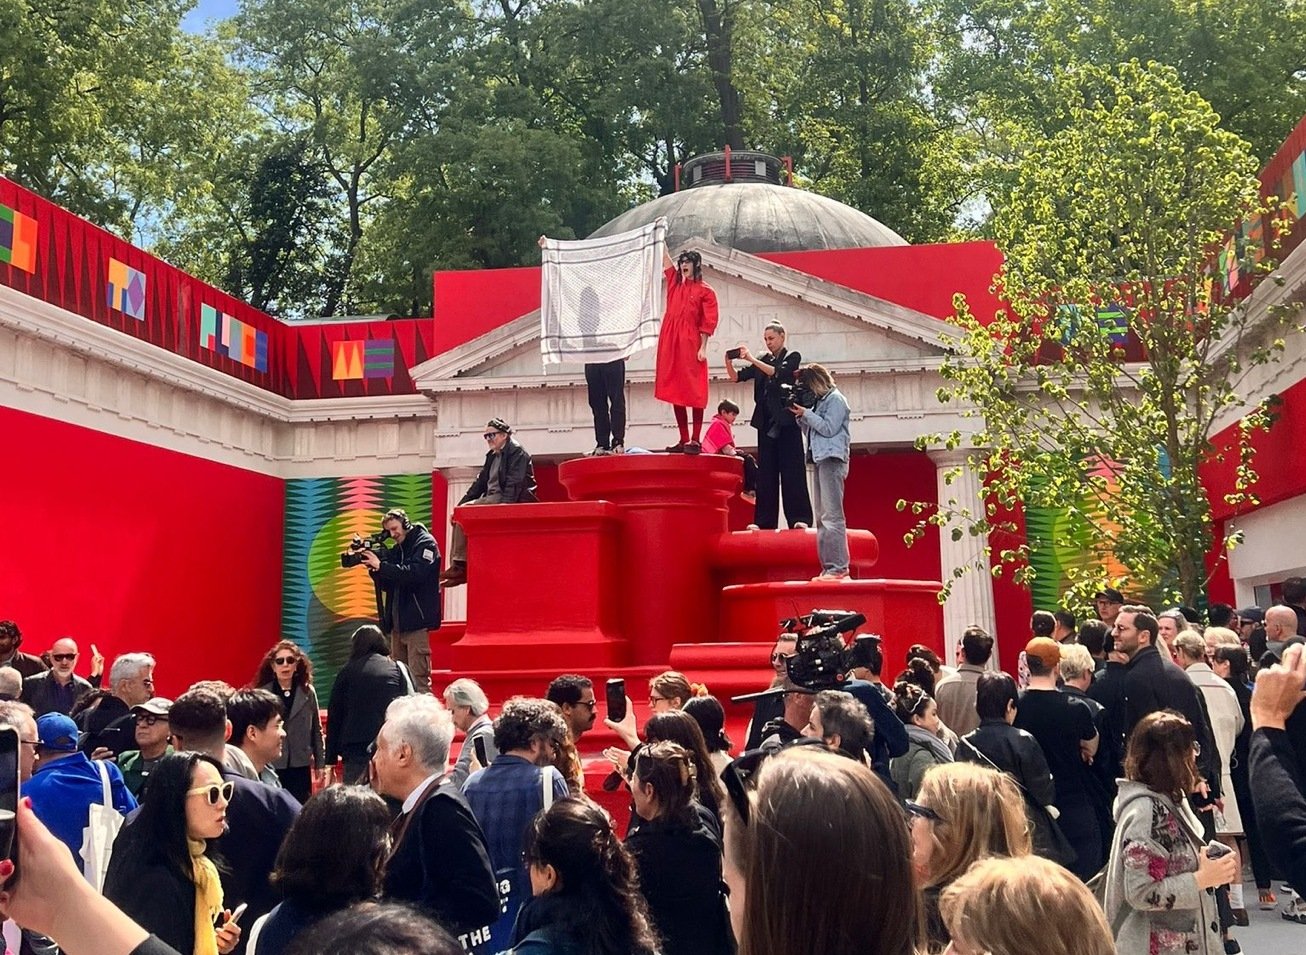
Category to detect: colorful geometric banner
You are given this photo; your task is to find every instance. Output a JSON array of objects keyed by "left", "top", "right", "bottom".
[
  {"left": 1294, "top": 153, "right": 1306, "bottom": 219},
  {"left": 1055, "top": 302, "right": 1128, "bottom": 346},
  {"left": 201, "top": 303, "right": 269, "bottom": 373},
  {"left": 0, "top": 204, "right": 37, "bottom": 274},
  {"left": 331, "top": 339, "right": 396, "bottom": 380},
  {"left": 1219, "top": 236, "right": 1240, "bottom": 293},
  {"left": 281, "top": 474, "right": 432, "bottom": 706},
  {"left": 106, "top": 258, "right": 146, "bottom": 319}
]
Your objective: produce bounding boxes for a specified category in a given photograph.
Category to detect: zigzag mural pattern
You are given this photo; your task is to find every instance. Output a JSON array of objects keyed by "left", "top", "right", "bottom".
[{"left": 282, "top": 475, "right": 432, "bottom": 705}]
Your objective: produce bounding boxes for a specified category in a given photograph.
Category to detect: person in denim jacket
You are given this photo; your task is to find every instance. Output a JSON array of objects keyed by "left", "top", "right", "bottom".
[{"left": 789, "top": 363, "right": 851, "bottom": 579}]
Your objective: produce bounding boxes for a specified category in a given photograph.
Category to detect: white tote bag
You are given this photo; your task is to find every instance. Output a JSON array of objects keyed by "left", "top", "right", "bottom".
[{"left": 80, "top": 759, "right": 123, "bottom": 891}]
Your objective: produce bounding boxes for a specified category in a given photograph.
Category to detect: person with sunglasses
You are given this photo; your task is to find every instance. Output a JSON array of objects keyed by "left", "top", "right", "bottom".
[
  {"left": 118, "top": 697, "right": 175, "bottom": 798},
  {"left": 908, "top": 762, "right": 1031, "bottom": 948},
  {"left": 105, "top": 752, "right": 243, "bottom": 955},
  {"left": 253, "top": 641, "right": 325, "bottom": 804},
  {"left": 22, "top": 637, "right": 95, "bottom": 716},
  {"left": 441, "top": 418, "right": 538, "bottom": 589}
]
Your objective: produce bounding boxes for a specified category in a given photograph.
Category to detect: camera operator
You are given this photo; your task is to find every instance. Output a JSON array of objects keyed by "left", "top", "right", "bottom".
[
  {"left": 359, "top": 508, "right": 441, "bottom": 694},
  {"left": 725, "top": 323, "right": 812, "bottom": 529},
  {"left": 789, "top": 363, "right": 850, "bottom": 579}
]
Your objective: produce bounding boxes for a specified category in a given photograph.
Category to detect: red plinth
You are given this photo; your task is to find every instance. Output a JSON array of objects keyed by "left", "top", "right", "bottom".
[
  {"left": 560, "top": 454, "right": 742, "bottom": 666},
  {"left": 718, "top": 578, "right": 946, "bottom": 676},
  {"left": 710, "top": 525, "right": 880, "bottom": 587},
  {"left": 450, "top": 501, "right": 625, "bottom": 670}
]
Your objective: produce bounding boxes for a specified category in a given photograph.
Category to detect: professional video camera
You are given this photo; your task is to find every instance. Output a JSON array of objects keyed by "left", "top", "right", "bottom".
[
  {"left": 340, "top": 529, "right": 389, "bottom": 568},
  {"left": 777, "top": 381, "right": 816, "bottom": 410},
  {"left": 781, "top": 609, "right": 878, "bottom": 691}
]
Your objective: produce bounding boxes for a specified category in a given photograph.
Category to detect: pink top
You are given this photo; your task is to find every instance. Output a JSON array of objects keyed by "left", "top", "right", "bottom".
[{"left": 701, "top": 414, "right": 734, "bottom": 455}]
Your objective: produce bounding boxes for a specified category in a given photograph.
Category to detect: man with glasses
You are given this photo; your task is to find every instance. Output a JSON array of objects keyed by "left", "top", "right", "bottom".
[
  {"left": 116, "top": 697, "right": 173, "bottom": 797},
  {"left": 22, "top": 637, "right": 94, "bottom": 716},
  {"left": 546, "top": 674, "right": 597, "bottom": 743},
  {"left": 440, "top": 417, "right": 538, "bottom": 590},
  {"left": 25, "top": 712, "right": 136, "bottom": 866},
  {"left": 78, "top": 652, "right": 156, "bottom": 757},
  {"left": 463, "top": 697, "right": 570, "bottom": 953}
]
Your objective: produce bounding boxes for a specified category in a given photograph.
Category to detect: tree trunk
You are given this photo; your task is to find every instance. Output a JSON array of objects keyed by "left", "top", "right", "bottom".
[{"left": 696, "top": 0, "right": 744, "bottom": 150}]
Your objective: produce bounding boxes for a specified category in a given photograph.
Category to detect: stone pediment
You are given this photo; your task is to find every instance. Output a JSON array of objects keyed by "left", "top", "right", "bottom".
[{"left": 411, "top": 243, "right": 954, "bottom": 392}]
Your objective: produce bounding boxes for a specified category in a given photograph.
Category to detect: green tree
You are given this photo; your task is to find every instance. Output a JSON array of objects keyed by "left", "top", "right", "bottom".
[{"left": 906, "top": 62, "right": 1292, "bottom": 607}]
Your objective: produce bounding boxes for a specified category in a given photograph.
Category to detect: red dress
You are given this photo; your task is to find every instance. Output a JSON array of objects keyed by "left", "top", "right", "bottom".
[{"left": 654, "top": 267, "right": 719, "bottom": 408}]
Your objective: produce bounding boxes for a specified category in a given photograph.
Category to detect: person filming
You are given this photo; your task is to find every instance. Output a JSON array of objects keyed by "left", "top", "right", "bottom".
[
  {"left": 358, "top": 508, "right": 441, "bottom": 695},
  {"left": 789, "top": 363, "right": 850, "bottom": 579},
  {"left": 725, "top": 323, "right": 812, "bottom": 529}
]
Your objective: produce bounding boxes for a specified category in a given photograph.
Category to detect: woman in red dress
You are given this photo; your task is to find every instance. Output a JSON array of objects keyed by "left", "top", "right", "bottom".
[{"left": 655, "top": 249, "right": 719, "bottom": 452}]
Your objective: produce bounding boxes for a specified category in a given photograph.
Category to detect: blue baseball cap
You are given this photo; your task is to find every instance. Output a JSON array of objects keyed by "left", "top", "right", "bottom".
[{"left": 36, "top": 712, "right": 79, "bottom": 752}]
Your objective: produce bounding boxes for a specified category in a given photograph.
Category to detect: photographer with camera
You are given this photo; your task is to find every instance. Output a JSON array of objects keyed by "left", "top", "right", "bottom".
[
  {"left": 788, "top": 363, "right": 850, "bottom": 580},
  {"left": 725, "top": 324, "right": 812, "bottom": 529},
  {"left": 356, "top": 508, "right": 441, "bottom": 694}
]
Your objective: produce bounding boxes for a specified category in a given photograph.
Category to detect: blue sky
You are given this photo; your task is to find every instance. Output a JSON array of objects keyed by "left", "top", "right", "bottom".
[{"left": 181, "top": 0, "right": 239, "bottom": 33}]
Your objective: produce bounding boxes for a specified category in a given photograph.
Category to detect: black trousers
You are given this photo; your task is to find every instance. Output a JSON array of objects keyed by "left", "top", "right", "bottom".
[
  {"left": 585, "top": 360, "right": 626, "bottom": 449},
  {"left": 755, "top": 424, "right": 812, "bottom": 529}
]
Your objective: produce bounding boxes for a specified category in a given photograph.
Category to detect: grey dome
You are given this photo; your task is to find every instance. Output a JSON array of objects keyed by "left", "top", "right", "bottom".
[{"left": 589, "top": 155, "right": 907, "bottom": 253}]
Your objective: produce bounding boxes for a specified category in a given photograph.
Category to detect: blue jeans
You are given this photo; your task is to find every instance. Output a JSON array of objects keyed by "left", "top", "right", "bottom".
[{"left": 812, "top": 457, "right": 849, "bottom": 573}]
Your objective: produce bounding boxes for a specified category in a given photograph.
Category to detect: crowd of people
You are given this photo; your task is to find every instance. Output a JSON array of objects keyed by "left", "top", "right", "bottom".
[{"left": 2, "top": 582, "right": 1306, "bottom": 955}]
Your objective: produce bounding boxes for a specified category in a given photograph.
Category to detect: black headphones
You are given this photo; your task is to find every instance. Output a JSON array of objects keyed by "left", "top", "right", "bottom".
[{"left": 385, "top": 509, "right": 412, "bottom": 530}]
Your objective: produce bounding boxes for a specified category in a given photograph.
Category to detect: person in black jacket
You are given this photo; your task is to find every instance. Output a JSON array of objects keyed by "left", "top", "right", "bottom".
[
  {"left": 372, "top": 696, "right": 499, "bottom": 953},
  {"left": 724, "top": 324, "right": 812, "bottom": 529},
  {"left": 955, "top": 671, "right": 1066, "bottom": 865},
  {"left": 624, "top": 742, "right": 733, "bottom": 955},
  {"left": 442, "top": 417, "right": 538, "bottom": 589},
  {"left": 326, "top": 625, "right": 413, "bottom": 784},
  {"left": 104, "top": 752, "right": 243, "bottom": 955},
  {"left": 1248, "top": 643, "right": 1306, "bottom": 906},
  {"left": 360, "top": 508, "right": 441, "bottom": 694}
]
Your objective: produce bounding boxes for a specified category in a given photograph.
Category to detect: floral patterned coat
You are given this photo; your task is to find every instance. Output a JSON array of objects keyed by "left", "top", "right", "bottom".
[{"left": 1102, "top": 779, "right": 1222, "bottom": 955}]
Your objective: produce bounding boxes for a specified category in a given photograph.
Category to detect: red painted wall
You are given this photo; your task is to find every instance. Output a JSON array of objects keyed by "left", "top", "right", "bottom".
[{"left": 0, "top": 406, "right": 284, "bottom": 697}]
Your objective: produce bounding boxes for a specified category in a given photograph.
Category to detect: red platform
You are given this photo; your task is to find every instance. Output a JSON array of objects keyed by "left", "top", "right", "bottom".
[{"left": 435, "top": 453, "right": 944, "bottom": 759}]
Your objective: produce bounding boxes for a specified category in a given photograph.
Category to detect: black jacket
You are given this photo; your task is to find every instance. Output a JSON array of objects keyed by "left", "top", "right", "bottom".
[
  {"left": 22, "top": 670, "right": 94, "bottom": 716},
  {"left": 104, "top": 837, "right": 195, "bottom": 955},
  {"left": 383, "top": 777, "right": 499, "bottom": 949},
  {"left": 461, "top": 440, "right": 538, "bottom": 505},
  {"left": 1123, "top": 645, "right": 1221, "bottom": 797},
  {"left": 625, "top": 815, "right": 733, "bottom": 955},
  {"left": 1250, "top": 727, "right": 1306, "bottom": 896},
  {"left": 736, "top": 347, "right": 801, "bottom": 433},
  {"left": 325, "top": 651, "right": 411, "bottom": 765},
  {"left": 216, "top": 770, "right": 301, "bottom": 954},
  {"left": 77, "top": 694, "right": 135, "bottom": 756},
  {"left": 370, "top": 522, "right": 442, "bottom": 634},
  {"left": 957, "top": 718, "right": 1056, "bottom": 806}
]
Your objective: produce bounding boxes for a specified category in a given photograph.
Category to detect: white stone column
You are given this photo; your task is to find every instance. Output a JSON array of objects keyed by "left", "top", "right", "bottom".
[
  {"left": 928, "top": 450, "right": 998, "bottom": 667},
  {"left": 441, "top": 466, "right": 481, "bottom": 622}
]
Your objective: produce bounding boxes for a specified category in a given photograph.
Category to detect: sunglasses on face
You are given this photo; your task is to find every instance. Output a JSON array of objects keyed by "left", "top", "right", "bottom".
[
  {"left": 135, "top": 714, "right": 165, "bottom": 726},
  {"left": 482, "top": 432, "right": 500, "bottom": 441},
  {"left": 187, "top": 782, "right": 235, "bottom": 805},
  {"left": 273, "top": 656, "right": 297, "bottom": 665},
  {"left": 904, "top": 800, "right": 946, "bottom": 824},
  {"left": 50, "top": 653, "right": 76, "bottom": 663},
  {"left": 574, "top": 700, "right": 597, "bottom": 709}
]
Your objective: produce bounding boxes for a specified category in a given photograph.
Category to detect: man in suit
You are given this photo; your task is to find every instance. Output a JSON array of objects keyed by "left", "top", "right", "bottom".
[
  {"left": 372, "top": 695, "right": 499, "bottom": 953},
  {"left": 167, "top": 687, "right": 300, "bottom": 955},
  {"left": 0, "top": 620, "right": 48, "bottom": 680}
]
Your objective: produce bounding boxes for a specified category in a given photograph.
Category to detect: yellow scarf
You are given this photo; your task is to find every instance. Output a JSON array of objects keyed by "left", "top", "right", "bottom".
[{"left": 189, "top": 838, "right": 223, "bottom": 955}]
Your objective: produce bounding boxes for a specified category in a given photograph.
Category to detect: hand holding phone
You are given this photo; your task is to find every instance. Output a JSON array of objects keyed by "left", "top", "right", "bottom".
[
  {"left": 606, "top": 679, "right": 627, "bottom": 723},
  {"left": 473, "top": 734, "right": 490, "bottom": 768}
]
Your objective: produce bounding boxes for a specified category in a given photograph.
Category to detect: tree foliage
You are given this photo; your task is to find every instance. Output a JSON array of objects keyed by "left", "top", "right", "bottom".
[{"left": 908, "top": 62, "right": 1293, "bottom": 607}]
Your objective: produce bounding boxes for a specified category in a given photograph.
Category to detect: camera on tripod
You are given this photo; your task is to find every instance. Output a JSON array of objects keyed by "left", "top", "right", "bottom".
[
  {"left": 781, "top": 609, "right": 877, "bottom": 691},
  {"left": 340, "top": 529, "right": 389, "bottom": 568}
]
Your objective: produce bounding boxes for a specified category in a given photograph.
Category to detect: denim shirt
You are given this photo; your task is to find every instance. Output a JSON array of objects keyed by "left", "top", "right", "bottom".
[{"left": 797, "top": 388, "right": 850, "bottom": 462}]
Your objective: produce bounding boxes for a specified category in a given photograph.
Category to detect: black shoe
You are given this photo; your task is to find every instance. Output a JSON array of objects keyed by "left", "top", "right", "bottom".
[
  {"left": 664, "top": 442, "right": 686, "bottom": 453},
  {"left": 684, "top": 441, "right": 701, "bottom": 455}
]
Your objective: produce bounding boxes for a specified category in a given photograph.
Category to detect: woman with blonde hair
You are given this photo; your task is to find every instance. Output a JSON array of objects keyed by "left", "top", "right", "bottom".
[
  {"left": 723, "top": 746, "right": 919, "bottom": 955},
  {"left": 939, "top": 855, "right": 1114, "bottom": 955},
  {"left": 909, "top": 762, "right": 1032, "bottom": 948}
]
